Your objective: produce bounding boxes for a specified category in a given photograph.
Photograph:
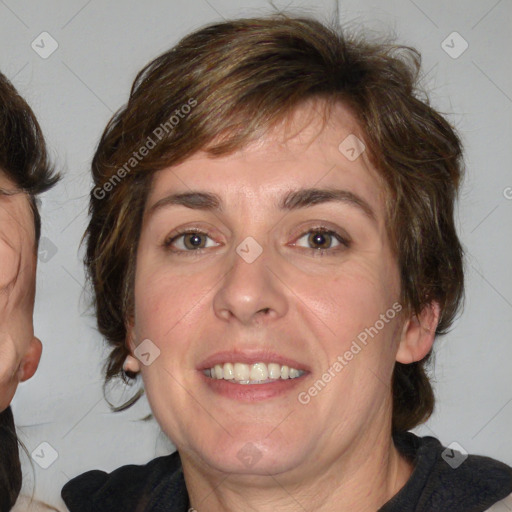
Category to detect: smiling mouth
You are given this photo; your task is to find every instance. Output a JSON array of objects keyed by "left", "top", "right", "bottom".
[{"left": 202, "top": 362, "right": 306, "bottom": 384}]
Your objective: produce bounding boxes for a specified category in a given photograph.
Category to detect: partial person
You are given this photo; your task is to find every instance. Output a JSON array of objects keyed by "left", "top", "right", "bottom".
[{"left": 0, "top": 71, "right": 60, "bottom": 511}]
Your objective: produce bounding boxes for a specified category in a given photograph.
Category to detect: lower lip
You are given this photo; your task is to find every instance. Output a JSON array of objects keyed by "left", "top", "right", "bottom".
[{"left": 199, "top": 372, "right": 307, "bottom": 401}]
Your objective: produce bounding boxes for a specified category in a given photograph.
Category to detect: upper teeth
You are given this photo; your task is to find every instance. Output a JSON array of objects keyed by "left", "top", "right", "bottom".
[{"left": 203, "top": 362, "right": 305, "bottom": 383}]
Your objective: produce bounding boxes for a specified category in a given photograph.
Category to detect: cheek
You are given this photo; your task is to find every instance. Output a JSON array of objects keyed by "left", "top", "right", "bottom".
[
  {"left": 295, "top": 264, "right": 402, "bottom": 386},
  {"left": 303, "top": 258, "right": 399, "bottom": 332},
  {"left": 133, "top": 263, "right": 213, "bottom": 345}
]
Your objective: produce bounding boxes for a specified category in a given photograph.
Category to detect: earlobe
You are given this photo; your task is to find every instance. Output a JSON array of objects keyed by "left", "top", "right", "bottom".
[
  {"left": 19, "top": 336, "right": 42, "bottom": 382},
  {"left": 123, "top": 354, "right": 141, "bottom": 373},
  {"left": 396, "top": 301, "right": 441, "bottom": 364},
  {"left": 124, "top": 324, "right": 141, "bottom": 374}
]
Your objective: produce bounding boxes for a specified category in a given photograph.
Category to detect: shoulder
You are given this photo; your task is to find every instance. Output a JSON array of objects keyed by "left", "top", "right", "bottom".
[
  {"left": 430, "top": 450, "right": 512, "bottom": 509},
  {"left": 389, "top": 432, "right": 512, "bottom": 511},
  {"left": 485, "top": 493, "right": 512, "bottom": 511},
  {"left": 61, "top": 451, "right": 189, "bottom": 512}
]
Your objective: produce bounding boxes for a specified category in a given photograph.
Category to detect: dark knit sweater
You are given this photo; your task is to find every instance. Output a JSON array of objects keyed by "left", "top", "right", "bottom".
[{"left": 62, "top": 432, "right": 512, "bottom": 511}]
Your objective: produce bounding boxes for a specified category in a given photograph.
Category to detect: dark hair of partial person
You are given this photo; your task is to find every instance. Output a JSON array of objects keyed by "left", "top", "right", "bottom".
[
  {"left": 0, "top": 71, "right": 59, "bottom": 243},
  {"left": 82, "top": 14, "right": 465, "bottom": 432},
  {"left": 0, "top": 70, "right": 59, "bottom": 512}
]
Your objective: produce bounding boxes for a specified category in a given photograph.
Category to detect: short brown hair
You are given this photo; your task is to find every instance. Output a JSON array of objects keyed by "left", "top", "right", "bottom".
[{"left": 84, "top": 14, "right": 464, "bottom": 432}]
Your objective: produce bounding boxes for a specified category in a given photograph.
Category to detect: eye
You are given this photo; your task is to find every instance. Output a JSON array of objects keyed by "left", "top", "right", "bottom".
[
  {"left": 294, "top": 227, "right": 350, "bottom": 254},
  {"left": 164, "top": 229, "right": 218, "bottom": 252},
  {"left": 163, "top": 226, "right": 349, "bottom": 256}
]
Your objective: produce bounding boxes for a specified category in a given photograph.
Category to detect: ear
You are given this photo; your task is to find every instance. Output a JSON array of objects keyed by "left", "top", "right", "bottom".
[
  {"left": 123, "top": 321, "right": 141, "bottom": 373},
  {"left": 19, "top": 336, "right": 42, "bottom": 382},
  {"left": 396, "top": 301, "right": 441, "bottom": 364}
]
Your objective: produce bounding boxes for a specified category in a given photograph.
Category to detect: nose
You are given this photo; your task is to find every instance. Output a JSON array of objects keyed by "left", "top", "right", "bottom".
[{"left": 212, "top": 241, "right": 288, "bottom": 326}]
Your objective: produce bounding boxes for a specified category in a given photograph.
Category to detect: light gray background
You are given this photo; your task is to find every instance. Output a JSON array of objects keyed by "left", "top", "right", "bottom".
[{"left": 0, "top": 0, "right": 510, "bottom": 508}]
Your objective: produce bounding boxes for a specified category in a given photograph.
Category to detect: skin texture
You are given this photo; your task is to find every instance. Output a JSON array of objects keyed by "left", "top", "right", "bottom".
[
  {"left": 0, "top": 172, "right": 41, "bottom": 412},
  {"left": 124, "top": 101, "right": 440, "bottom": 512}
]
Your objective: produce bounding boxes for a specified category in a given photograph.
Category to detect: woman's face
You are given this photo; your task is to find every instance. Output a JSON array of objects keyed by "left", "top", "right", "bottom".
[{"left": 129, "top": 101, "right": 406, "bottom": 478}]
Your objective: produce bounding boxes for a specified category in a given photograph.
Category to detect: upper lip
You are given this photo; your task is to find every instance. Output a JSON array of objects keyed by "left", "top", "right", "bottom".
[{"left": 197, "top": 349, "right": 311, "bottom": 373}]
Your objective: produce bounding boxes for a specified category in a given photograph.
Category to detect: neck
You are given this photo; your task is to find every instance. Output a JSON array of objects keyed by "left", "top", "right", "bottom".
[{"left": 182, "top": 424, "right": 413, "bottom": 512}]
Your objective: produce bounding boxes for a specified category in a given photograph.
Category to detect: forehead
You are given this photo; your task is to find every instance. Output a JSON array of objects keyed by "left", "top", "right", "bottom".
[{"left": 147, "top": 101, "right": 387, "bottom": 223}]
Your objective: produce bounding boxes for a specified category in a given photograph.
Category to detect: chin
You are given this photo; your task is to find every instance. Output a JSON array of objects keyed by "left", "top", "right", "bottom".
[{"left": 189, "top": 429, "right": 308, "bottom": 477}]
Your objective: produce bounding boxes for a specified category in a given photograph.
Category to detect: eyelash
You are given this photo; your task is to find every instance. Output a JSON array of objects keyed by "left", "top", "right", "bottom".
[{"left": 163, "top": 226, "right": 350, "bottom": 257}]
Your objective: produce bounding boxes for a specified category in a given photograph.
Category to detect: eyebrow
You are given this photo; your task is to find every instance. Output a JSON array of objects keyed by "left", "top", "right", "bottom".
[{"left": 148, "top": 188, "right": 377, "bottom": 224}]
